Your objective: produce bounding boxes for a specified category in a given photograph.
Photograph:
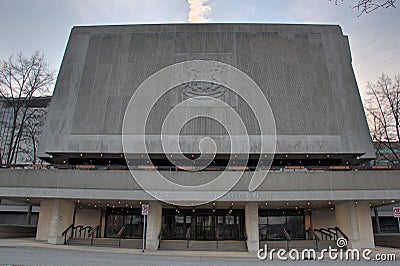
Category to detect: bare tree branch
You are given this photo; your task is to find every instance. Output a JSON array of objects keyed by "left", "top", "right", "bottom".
[
  {"left": 329, "top": 0, "right": 396, "bottom": 16},
  {"left": 366, "top": 73, "right": 400, "bottom": 165},
  {"left": 0, "top": 52, "right": 54, "bottom": 165}
]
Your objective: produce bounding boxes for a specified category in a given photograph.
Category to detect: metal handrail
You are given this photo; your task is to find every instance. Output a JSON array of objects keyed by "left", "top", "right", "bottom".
[
  {"left": 327, "top": 227, "right": 339, "bottom": 239},
  {"left": 282, "top": 228, "right": 291, "bottom": 250},
  {"left": 73, "top": 225, "right": 83, "bottom": 238},
  {"left": 314, "top": 228, "right": 333, "bottom": 240},
  {"left": 311, "top": 229, "right": 320, "bottom": 251},
  {"left": 88, "top": 225, "right": 99, "bottom": 246},
  {"left": 158, "top": 228, "right": 163, "bottom": 249},
  {"left": 62, "top": 224, "right": 74, "bottom": 244},
  {"left": 117, "top": 225, "right": 126, "bottom": 247},
  {"left": 319, "top": 228, "right": 336, "bottom": 240},
  {"left": 335, "top": 226, "right": 349, "bottom": 249},
  {"left": 79, "top": 226, "right": 92, "bottom": 238}
]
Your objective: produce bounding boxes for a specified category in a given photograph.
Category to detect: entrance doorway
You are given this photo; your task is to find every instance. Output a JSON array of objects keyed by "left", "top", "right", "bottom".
[
  {"left": 105, "top": 207, "right": 143, "bottom": 238},
  {"left": 258, "top": 209, "right": 305, "bottom": 241},
  {"left": 162, "top": 209, "right": 244, "bottom": 240},
  {"left": 196, "top": 214, "right": 213, "bottom": 240}
]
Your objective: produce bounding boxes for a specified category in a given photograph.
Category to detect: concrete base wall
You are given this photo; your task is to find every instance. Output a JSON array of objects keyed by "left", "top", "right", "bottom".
[
  {"left": 0, "top": 225, "right": 36, "bottom": 238},
  {"left": 375, "top": 234, "right": 400, "bottom": 248}
]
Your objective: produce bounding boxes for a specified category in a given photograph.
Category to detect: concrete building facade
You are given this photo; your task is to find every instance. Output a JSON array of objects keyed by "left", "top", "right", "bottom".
[{"left": 0, "top": 24, "right": 399, "bottom": 252}]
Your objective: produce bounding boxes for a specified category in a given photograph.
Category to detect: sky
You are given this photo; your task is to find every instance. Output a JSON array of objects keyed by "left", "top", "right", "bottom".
[{"left": 0, "top": 0, "right": 399, "bottom": 99}]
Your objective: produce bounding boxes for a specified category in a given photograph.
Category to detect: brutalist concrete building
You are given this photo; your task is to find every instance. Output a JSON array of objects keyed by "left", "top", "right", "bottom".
[{"left": 0, "top": 23, "right": 399, "bottom": 252}]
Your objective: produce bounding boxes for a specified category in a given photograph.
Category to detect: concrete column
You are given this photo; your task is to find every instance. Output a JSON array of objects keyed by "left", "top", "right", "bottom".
[
  {"left": 36, "top": 199, "right": 53, "bottom": 241},
  {"left": 245, "top": 202, "right": 259, "bottom": 253},
  {"left": 335, "top": 201, "right": 375, "bottom": 249},
  {"left": 145, "top": 201, "right": 162, "bottom": 250},
  {"left": 47, "top": 199, "right": 75, "bottom": 245}
]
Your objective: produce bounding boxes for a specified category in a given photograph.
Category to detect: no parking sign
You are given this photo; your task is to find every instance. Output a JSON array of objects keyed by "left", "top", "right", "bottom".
[
  {"left": 141, "top": 204, "right": 149, "bottom": 216},
  {"left": 394, "top": 207, "right": 400, "bottom": 233},
  {"left": 141, "top": 203, "right": 149, "bottom": 252}
]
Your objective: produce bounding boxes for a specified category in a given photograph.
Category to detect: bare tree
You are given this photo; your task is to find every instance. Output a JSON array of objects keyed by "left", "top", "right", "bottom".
[
  {"left": 0, "top": 52, "right": 54, "bottom": 165},
  {"left": 19, "top": 107, "right": 48, "bottom": 164},
  {"left": 330, "top": 0, "right": 396, "bottom": 16},
  {"left": 365, "top": 73, "right": 400, "bottom": 165}
]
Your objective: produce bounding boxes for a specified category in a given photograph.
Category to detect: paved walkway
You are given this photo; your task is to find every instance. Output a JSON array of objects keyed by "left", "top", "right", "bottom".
[
  {"left": 0, "top": 238, "right": 255, "bottom": 260},
  {"left": 0, "top": 238, "right": 400, "bottom": 261}
]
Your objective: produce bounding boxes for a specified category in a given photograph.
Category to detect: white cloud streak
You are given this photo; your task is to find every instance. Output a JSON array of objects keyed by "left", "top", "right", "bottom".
[{"left": 188, "top": 0, "right": 211, "bottom": 22}]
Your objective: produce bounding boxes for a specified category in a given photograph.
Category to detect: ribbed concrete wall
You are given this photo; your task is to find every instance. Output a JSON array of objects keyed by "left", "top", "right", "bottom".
[{"left": 38, "top": 23, "right": 374, "bottom": 159}]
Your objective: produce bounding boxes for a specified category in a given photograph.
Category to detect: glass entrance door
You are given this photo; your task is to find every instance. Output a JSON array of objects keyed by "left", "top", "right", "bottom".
[
  {"left": 105, "top": 208, "right": 143, "bottom": 238},
  {"left": 196, "top": 214, "right": 214, "bottom": 240},
  {"left": 162, "top": 209, "right": 244, "bottom": 240}
]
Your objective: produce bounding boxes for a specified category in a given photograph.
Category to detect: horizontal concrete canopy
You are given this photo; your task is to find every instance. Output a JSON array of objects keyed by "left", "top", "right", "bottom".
[{"left": 0, "top": 170, "right": 398, "bottom": 204}]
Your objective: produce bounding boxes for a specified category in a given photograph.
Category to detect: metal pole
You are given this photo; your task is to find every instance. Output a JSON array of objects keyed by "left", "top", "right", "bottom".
[
  {"left": 142, "top": 215, "right": 146, "bottom": 252},
  {"left": 398, "top": 217, "right": 400, "bottom": 233},
  {"left": 26, "top": 205, "right": 32, "bottom": 225}
]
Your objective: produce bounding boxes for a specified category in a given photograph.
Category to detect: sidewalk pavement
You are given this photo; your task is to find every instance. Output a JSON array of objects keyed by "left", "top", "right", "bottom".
[
  {"left": 0, "top": 238, "right": 256, "bottom": 260},
  {"left": 1, "top": 238, "right": 399, "bottom": 260}
]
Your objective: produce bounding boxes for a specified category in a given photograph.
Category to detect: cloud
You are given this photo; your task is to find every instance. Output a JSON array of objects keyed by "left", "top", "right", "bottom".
[
  {"left": 188, "top": 0, "right": 211, "bottom": 22},
  {"left": 68, "top": 0, "right": 187, "bottom": 24}
]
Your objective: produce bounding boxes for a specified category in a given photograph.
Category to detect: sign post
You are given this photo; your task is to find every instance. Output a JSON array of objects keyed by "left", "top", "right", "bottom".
[
  {"left": 141, "top": 204, "right": 149, "bottom": 252},
  {"left": 394, "top": 207, "right": 400, "bottom": 233}
]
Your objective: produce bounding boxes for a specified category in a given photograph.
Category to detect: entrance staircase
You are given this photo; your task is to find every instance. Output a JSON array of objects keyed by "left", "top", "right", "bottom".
[
  {"left": 67, "top": 237, "right": 142, "bottom": 248},
  {"left": 260, "top": 240, "right": 336, "bottom": 251},
  {"left": 159, "top": 240, "right": 247, "bottom": 251},
  {"left": 259, "top": 227, "right": 348, "bottom": 251}
]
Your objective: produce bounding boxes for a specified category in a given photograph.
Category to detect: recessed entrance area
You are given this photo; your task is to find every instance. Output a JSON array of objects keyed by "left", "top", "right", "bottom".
[
  {"left": 105, "top": 207, "right": 143, "bottom": 238},
  {"left": 259, "top": 209, "right": 305, "bottom": 241},
  {"left": 161, "top": 209, "right": 245, "bottom": 241}
]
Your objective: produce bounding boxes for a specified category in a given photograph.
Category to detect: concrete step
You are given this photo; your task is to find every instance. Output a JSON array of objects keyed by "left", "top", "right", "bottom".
[
  {"left": 159, "top": 240, "right": 247, "bottom": 251},
  {"left": 159, "top": 240, "right": 188, "bottom": 250},
  {"left": 260, "top": 240, "right": 338, "bottom": 251},
  {"left": 67, "top": 238, "right": 142, "bottom": 249}
]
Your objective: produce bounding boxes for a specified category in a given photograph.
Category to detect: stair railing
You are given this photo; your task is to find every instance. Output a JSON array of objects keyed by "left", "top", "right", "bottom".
[
  {"left": 334, "top": 226, "right": 349, "bottom": 250},
  {"left": 311, "top": 229, "right": 320, "bottom": 251},
  {"left": 72, "top": 225, "right": 83, "bottom": 238},
  {"left": 158, "top": 228, "right": 163, "bottom": 249},
  {"left": 79, "top": 226, "right": 92, "bottom": 238},
  {"left": 89, "top": 225, "right": 100, "bottom": 246},
  {"left": 62, "top": 224, "right": 74, "bottom": 244},
  {"left": 320, "top": 228, "right": 336, "bottom": 240},
  {"left": 314, "top": 228, "right": 333, "bottom": 240},
  {"left": 117, "top": 225, "right": 126, "bottom": 247},
  {"left": 282, "top": 228, "right": 291, "bottom": 250},
  {"left": 327, "top": 227, "right": 339, "bottom": 239}
]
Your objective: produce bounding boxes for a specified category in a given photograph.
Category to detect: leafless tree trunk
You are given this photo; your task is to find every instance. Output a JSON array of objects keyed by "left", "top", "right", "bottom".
[
  {"left": 0, "top": 52, "right": 54, "bottom": 165},
  {"left": 365, "top": 73, "right": 400, "bottom": 165},
  {"left": 330, "top": 0, "right": 396, "bottom": 15}
]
